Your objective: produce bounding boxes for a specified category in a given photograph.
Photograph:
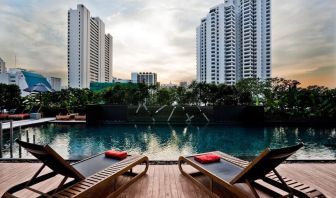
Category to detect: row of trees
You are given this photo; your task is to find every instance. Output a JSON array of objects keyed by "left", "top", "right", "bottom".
[{"left": 0, "top": 78, "right": 335, "bottom": 119}]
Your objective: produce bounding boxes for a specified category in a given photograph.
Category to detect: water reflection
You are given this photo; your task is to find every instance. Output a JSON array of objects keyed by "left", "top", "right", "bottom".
[{"left": 1, "top": 124, "right": 335, "bottom": 160}]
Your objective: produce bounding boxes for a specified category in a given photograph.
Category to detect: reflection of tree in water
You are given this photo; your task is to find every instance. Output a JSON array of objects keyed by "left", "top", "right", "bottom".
[
  {"left": 265, "top": 127, "right": 336, "bottom": 148},
  {"left": 9, "top": 124, "right": 335, "bottom": 160},
  {"left": 264, "top": 127, "right": 300, "bottom": 147},
  {"left": 66, "top": 124, "right": 152, "bottom": 159},
  {"left": 185, "top": 125, "right": 267, "bottom": 157}
]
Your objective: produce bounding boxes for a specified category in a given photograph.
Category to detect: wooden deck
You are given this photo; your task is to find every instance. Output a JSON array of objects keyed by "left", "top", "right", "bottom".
[
  {"left": 0, "top": 163, "right": 335, "bottom": 197},
  {"left": 0, "top": 118, "right": 56, "bottom": 130},
  {"left": 49, "top": 120, "right": 86, "bottom": 123}
]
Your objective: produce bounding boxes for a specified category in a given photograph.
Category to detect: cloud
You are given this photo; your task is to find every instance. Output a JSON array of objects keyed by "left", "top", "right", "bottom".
[
  {"left": 0, "top": 0, "right": 335, "bottom": 87},
  {"left": 286, "top": 65, "right": 336, "bottom": 88},
  {"left": 272, "top": 0, "right": 336, "bottom": 87}
]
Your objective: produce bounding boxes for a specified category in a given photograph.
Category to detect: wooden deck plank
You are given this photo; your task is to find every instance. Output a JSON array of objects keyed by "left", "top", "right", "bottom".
[
  {"left": 0, "top": 163, "right": 335, "bottom": 198},
  {"left": 167, "top": 165, "right": 179, "bottom": 198},
  {"left": 152, "top": 165, "right": 160, "bottom": 198},
  {"left": 0, "top": 118, "right": 56, "bottom": 130}
]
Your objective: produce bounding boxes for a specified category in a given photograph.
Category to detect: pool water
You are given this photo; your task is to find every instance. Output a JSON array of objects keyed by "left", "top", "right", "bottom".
[{"left": 1, "top": 124, "right": 335, "bottom": 160}]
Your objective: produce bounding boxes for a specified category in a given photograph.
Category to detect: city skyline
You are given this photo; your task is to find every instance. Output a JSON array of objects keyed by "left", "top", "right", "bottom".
[{"left": 0, "top": 0, "right": 335, "bottom": 87}]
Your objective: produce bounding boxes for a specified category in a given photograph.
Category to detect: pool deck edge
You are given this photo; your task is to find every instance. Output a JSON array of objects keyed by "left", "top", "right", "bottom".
[{"left": 0, "top": 117, "right": 56, "bottom": 130}]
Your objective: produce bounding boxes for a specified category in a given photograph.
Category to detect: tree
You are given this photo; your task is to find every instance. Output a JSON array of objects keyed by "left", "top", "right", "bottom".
[
  {"left": 236, "top": 78, "right": 265, "bottom": 105},
  {"left": 1, "top": 84, "right": 22, "bottom": 110},
  {"left": 216, "top": 84, "right": 238, "bottom": 105},
  {"left": 186, "top": 81, "right": 200, "bottom": 105},
  {"left": 0, "top": 84, "right": 6, "bottom": 111},
  {"left": 156, "top": 88, "right": 173, "bottom": 105}
]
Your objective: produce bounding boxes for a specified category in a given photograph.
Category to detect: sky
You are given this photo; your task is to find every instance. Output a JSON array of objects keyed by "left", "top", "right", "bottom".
[{"left": 0, "top": 0, "right": 335, "bottom": 87}]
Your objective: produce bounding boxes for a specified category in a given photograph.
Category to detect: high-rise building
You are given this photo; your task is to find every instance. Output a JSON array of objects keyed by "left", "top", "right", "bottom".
[
  {"left": 0, "top": 58, "right": 6, "bottom": 74},
  {"left": 68, "top": 4, "right": 113, "bottom": 88},
  {"left": 196, "top": 0, "right": 271, "bottom": 85},
  {"left": 105, "top": 34, "right": 113, "bottom": 82}
]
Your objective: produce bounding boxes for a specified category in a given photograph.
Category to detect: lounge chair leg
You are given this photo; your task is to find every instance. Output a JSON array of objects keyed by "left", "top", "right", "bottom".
[
  {"left": 25, "top": 164, "right": 46, "bottom": 187},
  {"left": 210, "top": 178, "right": 213, "bottom": 192},
  {"left": 54, "top": 176, "right": 68, "bottom": 193},
  {"left": 245, "top": 179, "right": 260, "bottom": 198},
  {"left": 272, "top": 169, "right": 294, "bottom": 197},
  {"left": 112, "top": 178, "right": 116, "bottom": 191},
  {"left": 25, "top": 186, "right": 52, "bottom": 197}
]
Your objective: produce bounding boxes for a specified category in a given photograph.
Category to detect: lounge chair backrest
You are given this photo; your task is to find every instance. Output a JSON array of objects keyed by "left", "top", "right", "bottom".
[
  {"left": 231, "top": 142, "right": 303, "bottom": 184},
  {"left": 16, "top": 139, "right": 84, "bottom": 180}
]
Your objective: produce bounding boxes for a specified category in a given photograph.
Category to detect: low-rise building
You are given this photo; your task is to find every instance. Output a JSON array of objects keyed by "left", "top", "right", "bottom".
[
  {"left": 179, "top": 81, "right": 189, "bottom": 88},
  {"left": 90, "top": 81, "right": 137, "bottom": 92},
  {"left": 131, "top": 72, "right": 157, "bottom": 86},
  {"left": 112, "top": 77, "right": 131, "bottom": 83},
  {"left": 0, "top": 58, "right": 6, "bottom": 74},
  {"left": 160, "top": 82, "right": 178, "bottom": 89},
  {"left": 47, "top": 77, "right": 62, "bottom": 91},
  {"left": 1, "top": 68, "right": 52, "bottom": 96}
]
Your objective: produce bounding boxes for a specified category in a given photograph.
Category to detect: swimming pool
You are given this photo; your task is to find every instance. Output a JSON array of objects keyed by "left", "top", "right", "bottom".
[{"left": 1, "top": 124, "right": 335, "bottom": 160}]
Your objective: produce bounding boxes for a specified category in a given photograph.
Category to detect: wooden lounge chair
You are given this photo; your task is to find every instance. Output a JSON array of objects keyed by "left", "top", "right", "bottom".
[
  {"left": 74, "top": 108, "right": 86, "bottom": 121},
  {"left": 2, "top": 139, "right": 149, "bottom": 198},
  {"left": 178, "top": 143, "right": 326, "bottom": 198},
  {"left": 7, "top": 106, "right": 30, "bottom": 120},
  {"left": 56, "top": 109, "right": 76, "bottom": 120}
]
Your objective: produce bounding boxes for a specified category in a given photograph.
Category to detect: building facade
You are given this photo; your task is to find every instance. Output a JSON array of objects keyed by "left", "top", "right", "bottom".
[
  {"left": 131, "top": 72, "right": 157, "bottom": 86},
  {"left": 0, "top": 58, "right": 6, "bottom": 74},
  {"left": 196, "top": 0, "right": 271, "bottom": 85},
  {"left": 1, "top": 68, "right": 52, "bottom": 96},
  {"left": 179, "top": 81, "right": 189, "bottom": 88},
  {"left": 47, "top": 77, "right": 62, "bottom": 91},
  {"left": 68, "top": 4, "right": 113, "bottom": 89},
  {"left": 160, "top": 82, "right": 178, "bottom": 89}
]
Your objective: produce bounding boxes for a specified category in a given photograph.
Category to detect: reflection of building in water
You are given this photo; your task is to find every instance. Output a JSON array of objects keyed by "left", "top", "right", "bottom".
[{"left": 12, "top": 124, "right": 335, "bottom": 160}]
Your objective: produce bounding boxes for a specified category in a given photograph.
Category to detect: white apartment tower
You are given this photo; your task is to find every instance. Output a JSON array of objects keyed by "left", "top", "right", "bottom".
[
  {"left": 105, "top": 34, "right": 113, "bottom": 82},
  {"left": 68, "top": 4, "right": 113, "bottom": 88},
  {"left": 196, "top": 0, "right": 271, "bottom": 84}
]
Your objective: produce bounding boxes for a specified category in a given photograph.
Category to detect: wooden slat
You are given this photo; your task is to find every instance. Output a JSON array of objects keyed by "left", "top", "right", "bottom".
[{"left": 0, "top": 163, "right": 335, "bottom": 198}]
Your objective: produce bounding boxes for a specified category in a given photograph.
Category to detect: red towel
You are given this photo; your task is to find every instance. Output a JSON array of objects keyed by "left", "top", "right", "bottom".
[
  {"left": 105, "top": 150, "right": 128, "bottom": 159},
  {"left": 194, "top": 154, "right": 221, "bottom": 164}
]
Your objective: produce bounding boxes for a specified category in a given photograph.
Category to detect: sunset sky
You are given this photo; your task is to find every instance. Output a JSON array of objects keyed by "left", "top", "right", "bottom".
[{"left": 0, "top": 0, "right": 335, "bottom": 87}]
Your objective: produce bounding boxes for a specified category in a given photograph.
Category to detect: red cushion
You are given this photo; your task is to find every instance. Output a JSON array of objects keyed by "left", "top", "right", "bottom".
[
  {"left": 0, "top": 114, "right": 9, "bottom": 118},
  {"left": 105, "top": 150, "right": 128, "bottom": 160},
  {"left": 194, "top": 154, "right": 221, "bottom": 164},
  {"left": 8, "top": 114, "right": 30, "bottom": 119}
]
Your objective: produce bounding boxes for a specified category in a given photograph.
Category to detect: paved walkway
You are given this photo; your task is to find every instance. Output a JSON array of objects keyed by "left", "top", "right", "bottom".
[{"left": 0, "top": 118, "right": 56, "bottom": 130}]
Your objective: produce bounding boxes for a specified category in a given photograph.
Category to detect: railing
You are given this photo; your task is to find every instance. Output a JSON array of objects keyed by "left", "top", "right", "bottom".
[
  {"left": 0, "top": 120, "right": 14, "bottom": 158},
  {"left": 0, "top": 120, "right": 35, "bottom": 159}
]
